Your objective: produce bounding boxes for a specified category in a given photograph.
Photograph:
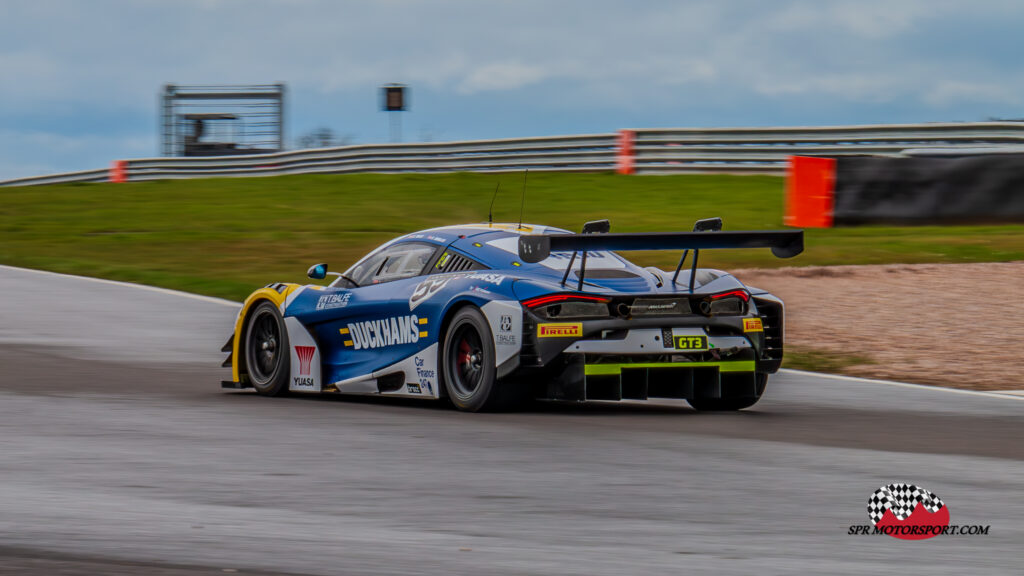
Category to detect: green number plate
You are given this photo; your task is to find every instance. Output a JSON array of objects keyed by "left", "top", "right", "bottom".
[{"left": 673, "top": 335, "right": 708, "bottom": 351}]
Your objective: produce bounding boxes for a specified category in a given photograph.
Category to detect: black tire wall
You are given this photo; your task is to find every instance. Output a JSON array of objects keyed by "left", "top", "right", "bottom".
[{"left": 834, "top": 154, "right": 1024, "bottom": 225}]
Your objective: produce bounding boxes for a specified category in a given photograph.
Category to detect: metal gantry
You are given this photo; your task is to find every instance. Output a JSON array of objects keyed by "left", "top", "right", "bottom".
[{"left": 161, "top": 84, "right": 285, "bottom": 157}]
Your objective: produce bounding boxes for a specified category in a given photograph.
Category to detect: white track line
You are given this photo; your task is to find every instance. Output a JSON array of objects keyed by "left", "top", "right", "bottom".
[
  {"left": 781, "top": 369, "right": 1024, "bottom": 401},
  {"left": 0, "top": 264, "right": 240, "bottom": 308},
  {"left": 3, "top": 264, "right": 1020, "bottom": 402}
]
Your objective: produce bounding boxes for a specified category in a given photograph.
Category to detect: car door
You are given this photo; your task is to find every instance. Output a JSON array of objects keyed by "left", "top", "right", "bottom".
[{"left": 311, "top": 241, "right": 442, "bottom": 385}]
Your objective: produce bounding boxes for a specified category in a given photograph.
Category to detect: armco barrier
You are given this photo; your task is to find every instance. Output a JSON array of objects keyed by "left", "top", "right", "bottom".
[
  {"left": 0, "top": 168, "right": 110, "bottom": 187},
  {"left": 4, "top": 122, "right": 1024, "bottom": 186},
  {"left": 628, "top": 122, "right": 1024, "bottom": 174}
]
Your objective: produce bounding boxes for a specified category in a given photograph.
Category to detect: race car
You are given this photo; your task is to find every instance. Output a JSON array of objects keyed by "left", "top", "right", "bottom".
[{"left": 221, "top": 220, "right": 803, "bottom": 411}]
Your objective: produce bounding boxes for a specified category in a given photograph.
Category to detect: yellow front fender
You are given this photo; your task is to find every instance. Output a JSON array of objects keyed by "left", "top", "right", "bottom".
[{"left": 230, "top": 284, "right": 301, "bottom": 382}]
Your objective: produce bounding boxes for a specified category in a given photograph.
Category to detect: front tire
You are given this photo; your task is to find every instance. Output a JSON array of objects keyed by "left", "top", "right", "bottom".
[
  {"left": 244, "top": 301, "right": 290, "bottom": 396},
  {"left": 441, "top": 307, "right": 508, "bottom": 412}
]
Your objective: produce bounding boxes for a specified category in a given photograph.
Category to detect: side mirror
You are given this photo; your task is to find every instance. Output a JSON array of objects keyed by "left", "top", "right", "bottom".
[
  {"left": 581, "top": 219, "right": 611, "bottom": 234},
  {"left": 693, "top": 217, "right": 723, "bottom": 232},
  {"left": 307, "top": 263, "right": 328, "bottom": 280}
]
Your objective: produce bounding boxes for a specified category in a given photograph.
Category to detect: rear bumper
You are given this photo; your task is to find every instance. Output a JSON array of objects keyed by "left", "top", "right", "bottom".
[
  {"left": 582, "top": 361, "right": 763, "bottom": 401},
  {"left": 532, "top": 354, "right": 763, "bottom": 402},
  {"left": 516, "top": 306, "right": 778, "bottom": 402}
]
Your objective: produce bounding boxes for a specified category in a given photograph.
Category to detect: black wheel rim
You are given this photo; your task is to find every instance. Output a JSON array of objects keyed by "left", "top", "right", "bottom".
[
  {"left": 249, "top": 310, "right": 280, "bottom": 384},
  {"left": 449, "top": 324, "right": 484, "bottom": 399}
]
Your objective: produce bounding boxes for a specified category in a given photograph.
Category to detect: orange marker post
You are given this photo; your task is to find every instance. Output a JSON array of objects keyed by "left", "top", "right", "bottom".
[
  {"left": 616, "top": 130, "right": 635, "bottom": 175},
  {"left": 109, "top": 160, "right": 128, "bottom": 183},
  {"left": 784, "top": 156, "right": 835, "bottom": 228}
]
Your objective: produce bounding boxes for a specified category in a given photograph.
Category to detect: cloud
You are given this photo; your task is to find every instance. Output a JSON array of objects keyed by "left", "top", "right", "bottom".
[
  {"left": 2, "top": 0, "right": 1024, "bottom": 177},
  {"left": 2, "top": 1, "right": 1020, "bottom": 109},
  {"left": 923, "top": 81, "right": 1019, "bottom": 108},
  {"left": 457, "top": 61, "right": 548, "bottom": 94},
  {"left": 760, "top": 0, "right": 938, "bottom": 38}
]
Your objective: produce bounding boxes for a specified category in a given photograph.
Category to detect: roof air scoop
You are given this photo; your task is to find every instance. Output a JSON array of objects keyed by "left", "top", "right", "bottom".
[
  {"left": 692, "top": 217, "right": 722, "bottom": 232},
  {"left": 581, "top": 219, "right": 610, "bottom": 234}
]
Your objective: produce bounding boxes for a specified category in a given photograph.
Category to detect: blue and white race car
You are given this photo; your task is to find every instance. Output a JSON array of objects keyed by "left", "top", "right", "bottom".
[{"left": 222, "top": 220, "right": 803, "bottom": 411}]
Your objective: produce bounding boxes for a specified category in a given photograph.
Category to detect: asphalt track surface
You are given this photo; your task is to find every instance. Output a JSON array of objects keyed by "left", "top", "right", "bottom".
[{"left": 1, "top": 264, "right": 1022, "bottom": 575}]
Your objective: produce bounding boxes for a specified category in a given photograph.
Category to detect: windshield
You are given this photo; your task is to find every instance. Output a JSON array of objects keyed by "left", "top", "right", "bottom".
[{"left": 344, "top": 241, "right": 438, "bottom": 286}]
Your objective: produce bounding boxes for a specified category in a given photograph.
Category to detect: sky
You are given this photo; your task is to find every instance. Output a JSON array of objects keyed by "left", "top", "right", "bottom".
[{"left": 2, "top": 0, "right": 1024, "bottom": 179}]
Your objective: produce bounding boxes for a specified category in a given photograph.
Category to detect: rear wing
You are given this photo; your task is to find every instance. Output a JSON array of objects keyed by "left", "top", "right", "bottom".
[
  {"left": 518, "top": 230, "right": 804, "bottom": 262},
  {"left": 517, "top": 228, "right": 804, "bottom": 291}
]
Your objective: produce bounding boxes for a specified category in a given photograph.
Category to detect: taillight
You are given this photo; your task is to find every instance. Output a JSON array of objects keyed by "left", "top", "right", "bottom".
[
  {"left": 522, "top": 293, "right": 611, "bottom": 320},
  {"left": 710, "top": 289, "right": 749, "bottom": 302},
  {"left": 522, "top": 294, "right": 610, "bottom": 308},
  {"left": 700, "top": 290, "right": 749, "bottom": 315}
]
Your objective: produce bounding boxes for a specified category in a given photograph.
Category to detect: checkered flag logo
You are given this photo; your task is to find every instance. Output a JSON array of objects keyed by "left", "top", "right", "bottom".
[{"left": 867, "top": 483, "right": 944, "bottom": 525}]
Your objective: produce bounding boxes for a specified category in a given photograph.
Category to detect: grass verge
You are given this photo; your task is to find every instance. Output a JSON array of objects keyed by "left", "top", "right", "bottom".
[{"left": 2, "top": 172, "right": 1023, "bottom": 300}]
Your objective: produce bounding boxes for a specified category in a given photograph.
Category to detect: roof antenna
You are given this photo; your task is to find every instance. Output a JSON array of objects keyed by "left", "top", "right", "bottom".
[
  {"left": 517, "top": 169, "right": 528, "bottom": 230},
  {"left": 488, "top": 182, "right": 500, "bottom": 227}
]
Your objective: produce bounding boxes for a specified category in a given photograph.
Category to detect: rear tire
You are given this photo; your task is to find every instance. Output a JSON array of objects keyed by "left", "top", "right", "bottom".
[
  {"left": 441, "top": 307, "right": 511, "bottom": 412},
  {"left": 686, "top": 373, "right": 767, "bottom": 411},
  {"left": 244, "top": 301, "right": 290, "bottom": 396}
]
